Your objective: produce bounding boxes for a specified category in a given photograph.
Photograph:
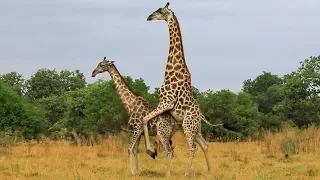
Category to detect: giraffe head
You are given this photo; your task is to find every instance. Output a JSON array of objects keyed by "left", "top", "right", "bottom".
[
  {"left": 91, "top": 57, "right": 115, "bottom": 77},
  {"left": 147, "top": 2, "right": 174, "bottom": 22}
]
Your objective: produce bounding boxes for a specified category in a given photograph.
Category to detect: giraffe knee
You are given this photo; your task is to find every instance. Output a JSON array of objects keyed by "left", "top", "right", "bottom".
[
  {"left": 189, "top": 147, "right": 196, "bottom": 157},
  {"left": 128, "top": 147, "right": 135, "bottom": 155}
]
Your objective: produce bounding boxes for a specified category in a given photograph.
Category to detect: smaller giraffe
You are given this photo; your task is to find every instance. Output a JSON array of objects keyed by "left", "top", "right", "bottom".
[{"left": 92, "top": 57, "right": 177, "bottom": 177}]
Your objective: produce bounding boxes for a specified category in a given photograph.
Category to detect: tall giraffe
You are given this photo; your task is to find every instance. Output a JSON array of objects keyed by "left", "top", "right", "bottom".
[
  {"left": 142, "top": 2, "right": 223, "bottom": 176},
  {"left": 92, "top": 57, "right": 177, "bottom": 176}
]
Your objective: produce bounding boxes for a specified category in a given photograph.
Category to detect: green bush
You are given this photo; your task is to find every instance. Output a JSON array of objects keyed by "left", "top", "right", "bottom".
[{"left": 0, "top": 80, "right": 47, "bottom": 139}]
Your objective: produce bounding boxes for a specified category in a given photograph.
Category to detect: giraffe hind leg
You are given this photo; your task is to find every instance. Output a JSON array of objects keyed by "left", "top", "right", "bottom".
[{"left": 182, "top": 117, "right": 198, "bottom": 176}]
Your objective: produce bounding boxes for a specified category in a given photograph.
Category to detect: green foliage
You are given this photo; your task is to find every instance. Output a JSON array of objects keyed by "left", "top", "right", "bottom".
[
  {"left": 260, "top": 113, "right": 282, "bottom": 132},
  {"left": 83, "top": 80, "right": 128, "bottom": 134},
  {"left": 198, "top": 90, "right": 262, "bottom": 140},
  {"left": 62, "top": 87, "right": 88, "bottom": 134},
  {"left": 148, "top": 88, "right": 160, "bottom": 107},
  {"left": 0, "top": 72, "right": 25, "bottom": 96},
  {"left": 1, "top": 54, "right": 320, "bottom": 141},
  {"left": 243, "top": 71, "right": 283, "bottom": 96},
  {"left": 277, "top": 56, "right": 320, "bottom": 128},
  {"left": 38, "top": 95, "right": 66, "bottom": 127},
  {"left": 25, "top": 69, "right": 61, "bottom": 100},
  {"left": 234, "top": 92, "right": 261, "bottom": 138},
  {"left": 59, "top": 69, "right": 87, "bottom": 91},
  {"left": 0, "top": 80, "right": 47, "bottom": 139},
  {"left": 25, "top": 69, "right": 86, "bottom": 101},
  {"left": 192, "top": 86, "right": 200, "bottom": 98},
  {"left": 123, "top": 76, "right": 158, "bottom": 107},
  {"left": 243, "top": 71, "right": 284, "bottom": 114},
  {"left": 61, "top": 77, "right": 154, "bottom": 136}
]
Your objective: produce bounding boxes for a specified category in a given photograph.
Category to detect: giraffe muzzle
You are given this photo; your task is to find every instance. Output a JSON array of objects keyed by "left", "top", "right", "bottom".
[
  {"left": 91, "top": 71, "right": 97, "bottom": 77},
  {"left": 147, "top": 15, "right": 153, "bottom": 21}
]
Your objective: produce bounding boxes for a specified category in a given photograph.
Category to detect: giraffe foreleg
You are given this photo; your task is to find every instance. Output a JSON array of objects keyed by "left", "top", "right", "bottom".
[
  {"left": 133, "top": 135, "right": 142, "bottom": 173},
  {"left": 157, "top": 119, "right": 174, "bottom": 177},
  {"left": 128, "top": 129, "right": 142, "bottom": 175},
  {"left": 142, "top": 101, "right": 175, "bottom": 158},
  {"left": 158, "top": 135, "right": 173, "bottom": 178},
  {"left": 195, "top": 132, "right": 211, "bottom": 173}
]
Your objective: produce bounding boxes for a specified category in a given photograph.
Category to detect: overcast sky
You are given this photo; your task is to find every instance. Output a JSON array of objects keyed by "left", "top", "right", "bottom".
[{"left": 1, "top": 0, "right": 319, "bottom": 92}]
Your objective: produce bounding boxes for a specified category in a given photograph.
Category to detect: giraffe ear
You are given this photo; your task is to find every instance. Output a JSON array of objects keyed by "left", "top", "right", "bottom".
[
  {"left": 109, "top": 61, "right": 115, "bottom": 64},
  {"left": 165, "top": 2, "right": 170, "bottom": 8}
]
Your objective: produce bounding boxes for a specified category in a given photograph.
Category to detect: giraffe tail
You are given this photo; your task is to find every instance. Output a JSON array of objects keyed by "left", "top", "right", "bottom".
[{"left": 201, "top": 118, "right": 223, "bottom": 127}]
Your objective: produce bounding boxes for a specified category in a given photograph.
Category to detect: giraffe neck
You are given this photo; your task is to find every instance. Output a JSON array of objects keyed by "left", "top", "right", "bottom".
[
  {"left": 108, "top": 65, "right": 137, "bottom": 111},
  {"left": 164, "top": 15, "right": 190, "bottom": 81}
]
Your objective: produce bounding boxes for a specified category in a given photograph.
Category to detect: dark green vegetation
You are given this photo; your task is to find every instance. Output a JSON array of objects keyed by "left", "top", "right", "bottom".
[{"left": 1, "top": 56, "right": 320, "bottom": 143}]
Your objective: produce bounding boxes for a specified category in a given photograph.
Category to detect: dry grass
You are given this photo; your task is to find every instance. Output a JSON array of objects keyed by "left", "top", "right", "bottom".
[{"left": 1, "top": 127, "right": 320, "bottom": 180}]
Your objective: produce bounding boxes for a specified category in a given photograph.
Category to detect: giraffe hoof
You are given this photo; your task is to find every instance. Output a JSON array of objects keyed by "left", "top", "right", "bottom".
[
  {"left": 147, "top": 150, "right": 157, "bottom": 159},
  {"left": 154, "top": 147, "right": 158, "bottom": 157}
]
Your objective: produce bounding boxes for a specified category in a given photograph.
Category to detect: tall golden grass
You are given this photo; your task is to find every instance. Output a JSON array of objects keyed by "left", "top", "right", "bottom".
[{"left": 0, "top": 126, "right": 320, "bottom": 180}]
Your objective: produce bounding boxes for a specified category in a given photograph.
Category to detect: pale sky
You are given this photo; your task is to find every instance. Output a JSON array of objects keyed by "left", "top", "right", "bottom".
[{"left": 1, "top": 0, "right": 319, "bottom": 92}]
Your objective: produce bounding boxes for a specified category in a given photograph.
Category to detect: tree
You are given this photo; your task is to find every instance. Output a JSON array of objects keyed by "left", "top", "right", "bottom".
[
  {"left": 38, "top": 95, "right": 66, "bottom": 128},
  {"left": 148, "top": 88, "right": 159, "bottom": 107},
  {"left": 83, "top": 80, "right": 128, "bottom": 134},
  {"left": 25, "top": 69, "right": 86, "bottom": 101},
  {"left": 192, "top": 86, "right": 200, "bottom": 98},
  {"left": 0, "top": 72, "right": 25, "bottom": 96},
  {"left": 25, "top": 69, "right": 62, "bottom": 100},
  {"left": 198, "top": 90, "right": 262, "bottom": 141},
  {"left": 243, "top": 71, "right": 284, "bottom": 114},
  {"left": 275, "top": 56, "right": 320, "bottom": 128},
  {"left": 58, "top": 79, "right": 127, "bottom": 145},
  {"left": 122, "top": 76, "right": 160, "bottom": 107},
  {"left": 0, "top": 80, "right": 47, "bottom": 139},
  {"left": 59, "top": 69, "right": 86, "bottom": 91}
]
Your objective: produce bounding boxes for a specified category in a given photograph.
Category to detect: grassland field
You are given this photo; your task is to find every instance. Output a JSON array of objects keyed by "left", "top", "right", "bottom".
[{"left": 0, "top": 127, "right": 320, "bottom": 180}]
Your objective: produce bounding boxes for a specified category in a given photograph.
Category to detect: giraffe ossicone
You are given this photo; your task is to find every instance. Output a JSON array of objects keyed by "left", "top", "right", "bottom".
[
  {"left": 92, "top": 57, "right": 177, "bottom": 177},
  {"left": 143, "top": 2, "right": 223, "bottom": 176}
]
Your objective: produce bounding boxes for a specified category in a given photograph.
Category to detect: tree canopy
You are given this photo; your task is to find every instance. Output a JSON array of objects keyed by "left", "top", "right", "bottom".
[{"left": 1, "top": 55, "right": 320, "bottom": 142}]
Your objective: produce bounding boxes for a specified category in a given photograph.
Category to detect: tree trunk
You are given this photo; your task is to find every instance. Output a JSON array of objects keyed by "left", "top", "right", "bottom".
[{"left": 72, "top": 128, "right": 81, "bottom": 146}]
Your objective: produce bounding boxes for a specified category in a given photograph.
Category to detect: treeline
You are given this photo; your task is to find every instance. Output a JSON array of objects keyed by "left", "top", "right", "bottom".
[{"left": 1, "top": 56, "right": 320, "bottom": 143}]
